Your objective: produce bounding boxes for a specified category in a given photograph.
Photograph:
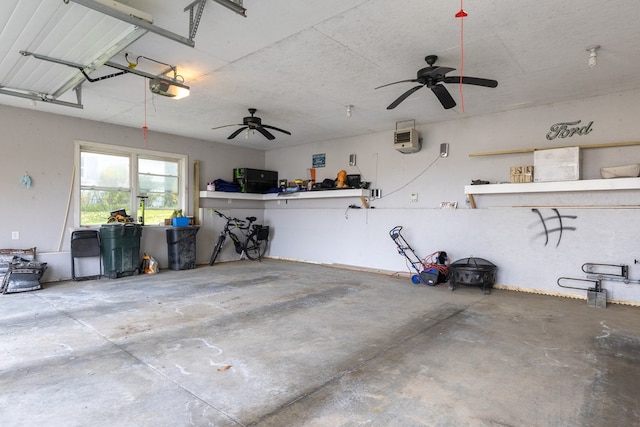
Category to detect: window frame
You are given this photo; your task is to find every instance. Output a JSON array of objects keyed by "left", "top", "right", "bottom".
[{"left": 74, "top": 140, "right": 188, "bottom": 227}]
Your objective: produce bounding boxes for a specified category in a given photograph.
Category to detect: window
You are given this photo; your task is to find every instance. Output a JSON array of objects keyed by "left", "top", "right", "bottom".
[{"left": 76, "top": 141, "right": 187, "bottom": 226}]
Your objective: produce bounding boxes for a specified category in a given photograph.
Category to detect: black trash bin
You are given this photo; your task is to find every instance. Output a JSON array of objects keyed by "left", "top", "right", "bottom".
[
  {"left": 166, "top": 226, "right": 199, "bottom": 270},
  {"left": 100, "top": 223, "right": 143, "bottom": 279}
]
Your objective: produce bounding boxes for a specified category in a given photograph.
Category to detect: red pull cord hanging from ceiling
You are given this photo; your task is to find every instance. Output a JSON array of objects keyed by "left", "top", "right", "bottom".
[
  {"left": 455, "top": 1, "right": 467, "bottom": 112},
  {"left": 143, "top": 78, "right": 149, "bottom": 148}
]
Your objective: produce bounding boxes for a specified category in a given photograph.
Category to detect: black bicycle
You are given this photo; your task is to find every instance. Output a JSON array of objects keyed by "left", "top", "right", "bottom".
[{"left": 209, "top": 210, "right": 270, "bottom": 265}]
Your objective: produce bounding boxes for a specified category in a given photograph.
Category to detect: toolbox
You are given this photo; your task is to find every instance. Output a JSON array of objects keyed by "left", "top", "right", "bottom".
[{"left": 233, "top": 168, "right": 278, "bottom": 193}]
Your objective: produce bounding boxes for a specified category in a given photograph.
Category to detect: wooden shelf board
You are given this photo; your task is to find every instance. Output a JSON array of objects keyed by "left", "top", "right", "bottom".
[
  {"left": 465, "top": 178, "right": 640, "bottom": 195},
  {"left": 200, "top": 189, "right": 368, "bottom": 201}
]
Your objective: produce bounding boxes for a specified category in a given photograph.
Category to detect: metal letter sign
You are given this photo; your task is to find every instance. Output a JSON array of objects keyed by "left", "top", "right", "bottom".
[{"left": 546, "top": 120, "right": 594, "bottom": 140}]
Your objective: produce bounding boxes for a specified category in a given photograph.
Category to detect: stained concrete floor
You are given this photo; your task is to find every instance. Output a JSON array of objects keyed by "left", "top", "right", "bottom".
[{"left": 1, "top": 259, "right": 639, "bottom": 427}]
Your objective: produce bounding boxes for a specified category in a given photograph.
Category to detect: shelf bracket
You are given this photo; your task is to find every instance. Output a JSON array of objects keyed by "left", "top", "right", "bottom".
[
  {"left": 184, "top": 0, "right": 207, "bottom": 41},
  {"left": 68, "top": 0, "right": 196, "bottom": 47}
]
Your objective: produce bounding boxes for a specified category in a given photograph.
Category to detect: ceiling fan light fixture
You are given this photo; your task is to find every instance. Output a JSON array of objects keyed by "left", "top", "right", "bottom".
[
  {"left": 149, "top": 77, "right": 190, "bottom": 99},
  {"left": 375, "top": 54, "right": 497, "bottom": 110},
  {"left": 586, "top": 45, "right": 600, "bottom": 68},
  {"left": 212, "top": 108, "right": 291, "bottom": 140}
]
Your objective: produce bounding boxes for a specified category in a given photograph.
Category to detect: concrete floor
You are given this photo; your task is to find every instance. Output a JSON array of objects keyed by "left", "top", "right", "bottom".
[{"left": 1, "top": 259, "right": 639, "bottom": 427}]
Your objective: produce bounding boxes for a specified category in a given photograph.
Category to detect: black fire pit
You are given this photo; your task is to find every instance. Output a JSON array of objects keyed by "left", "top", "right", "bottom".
[{"left": 449, "top": 257, "right": 497, "bottom": 295}]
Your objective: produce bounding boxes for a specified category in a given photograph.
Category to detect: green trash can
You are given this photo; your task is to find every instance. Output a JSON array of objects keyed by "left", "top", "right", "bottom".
[
  {"left": 100, "top": 223, "right": 143, "bottom": 279},
  {"left": 166, "top": 226, "right": 199, "bottom": 270}
]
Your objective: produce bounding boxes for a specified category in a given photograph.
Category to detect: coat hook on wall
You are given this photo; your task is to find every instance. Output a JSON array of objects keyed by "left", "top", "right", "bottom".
[{"left": 19, "top": 171, "right": 32, "bottom": 189}]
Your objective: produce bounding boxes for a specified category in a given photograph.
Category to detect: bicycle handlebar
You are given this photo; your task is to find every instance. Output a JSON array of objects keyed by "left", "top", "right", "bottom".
[
  {"left": 213, "top": 210, "right": 254, "bottom": 229},
  {"left": 214, "top": 210, "right": 230, "bottom": 220}
]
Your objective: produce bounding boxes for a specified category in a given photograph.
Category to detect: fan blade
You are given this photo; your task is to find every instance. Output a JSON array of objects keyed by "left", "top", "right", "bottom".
[
  {"left": 443, "top": 76, "right": 498, "bottom": 88},
  {"left": 386, "top": 85, "right": 424, "bottom": 110},
  {"left": 228, "top": 127, "right": 247, "bottom": 140},
  {"left": 212, "top": 123, "right": 242, "bottom": 130},
  {"left": 262, "top": 124, "right": 291, "bottom": 135},
  {"left": 429, "top": 66, "right": 456, "bottom": 77},
  {"left": 431, "top": 84, "right": 456, "bottom": 109},
  {"left": 256, "top": 126, "right": 276, "bottom": 140},
  {"left": 375, "top": 79, "right": 419, "bottom": 90}
]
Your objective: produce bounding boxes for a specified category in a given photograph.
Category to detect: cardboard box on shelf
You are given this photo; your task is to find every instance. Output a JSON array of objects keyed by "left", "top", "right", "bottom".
[{"left": 510, "top": 166, "right": 534, "bottom": 183}]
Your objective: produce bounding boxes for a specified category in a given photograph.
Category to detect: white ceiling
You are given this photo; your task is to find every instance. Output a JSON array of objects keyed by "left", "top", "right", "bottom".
[{"left": 1, "top": 0, "right": 639, "bottom": 150}]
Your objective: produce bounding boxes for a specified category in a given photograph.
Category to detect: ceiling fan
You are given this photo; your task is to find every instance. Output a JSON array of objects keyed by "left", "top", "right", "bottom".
[
  {"left": 376, "top": 55, "right": 498, "bottom": 110},
  {"left": 212, "top": 108, "right": 291, "bottom": 140}
]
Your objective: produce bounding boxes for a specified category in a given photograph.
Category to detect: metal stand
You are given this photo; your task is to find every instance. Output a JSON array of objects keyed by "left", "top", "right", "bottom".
[
  {"left": 557, "top": 262, "right": 640, "bottom": 308},
  {"left": 137, "top": 195, "right": 148, "bottom": 226}
]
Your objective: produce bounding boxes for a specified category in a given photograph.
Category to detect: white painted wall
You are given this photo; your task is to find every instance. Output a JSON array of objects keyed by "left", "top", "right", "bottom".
[
  {"left": 2, "top": 88, "right": 640, "bottom": 304},
  {"left": 0, "top": 105, "right": 266, "bottom": 279},
  {"left": 264, "top": 89, "right": 640, "bottom": 304}
]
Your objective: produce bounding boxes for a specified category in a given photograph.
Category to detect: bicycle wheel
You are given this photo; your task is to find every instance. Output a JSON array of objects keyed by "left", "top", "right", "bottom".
[
  {"left": 244, "top": 234, "right": 268, "bottom": 260},
  {"left": 209, "top": 235, "right": 226, "bottom": 265}
]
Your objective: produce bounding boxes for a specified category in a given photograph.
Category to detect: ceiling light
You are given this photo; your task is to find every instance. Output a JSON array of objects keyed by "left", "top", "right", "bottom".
[
  {"left": 586, "top": 45, "right": 600, "bottom": 68},
  {"left": 212, "top": 0, "right": 246, "bottom": 16},
  {"left": 149, "top": 77, "right": 190, "bottom": 99}
]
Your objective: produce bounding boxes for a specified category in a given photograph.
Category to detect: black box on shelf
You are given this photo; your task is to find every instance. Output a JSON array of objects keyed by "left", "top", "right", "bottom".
[{"left": 233, "top": 168, "right": 278, "bottom": 193}]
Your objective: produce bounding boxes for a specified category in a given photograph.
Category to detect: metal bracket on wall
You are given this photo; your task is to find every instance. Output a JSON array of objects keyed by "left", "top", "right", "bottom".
[
  {"left": 68, "top": 0, "right": 196, "bottom": 47},
  {"left": 0, "top": 86, "right": 84, "bottom": 109},
  {"left": 185, "top": 0, "right": 208, "bottom": 41},
  {"left": 184, "top": 1, "right": 247, "bottom": 41},
  {"left": 558, "top": 262, "right": 640, "bottom": 308}
]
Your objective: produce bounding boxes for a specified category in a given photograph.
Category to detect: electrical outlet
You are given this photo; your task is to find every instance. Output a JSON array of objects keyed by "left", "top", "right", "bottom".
[
  {"left": 349, "top": 154, "right": 356, "bottom": 166},
  {"left": 371, "top": 188, "right": 381, "bottom": 199},
  {"left": 11, "top": 231, "right": 19, "bottom": 240},
  {"left": 410, "top": 193, "right": 418, "bottom": 202}
]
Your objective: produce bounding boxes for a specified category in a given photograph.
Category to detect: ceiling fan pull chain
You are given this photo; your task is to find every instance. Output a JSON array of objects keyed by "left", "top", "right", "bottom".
[{"left": 455, "top": 2, "right": 468, "bottom": 112}]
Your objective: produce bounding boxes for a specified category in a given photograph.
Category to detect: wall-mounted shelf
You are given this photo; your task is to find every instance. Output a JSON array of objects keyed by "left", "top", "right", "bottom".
[
  {"left": 200, "top": 188, "right": 368, "bottom": 201},
  {"left": 465, "top": 177, "right": 640, "bottom": 195},
  {"left": 468, "top": 140, "right": 640, "bottom": 157},
  {"left": 464, "top": 177, "right": 640, "bottom": 208}
]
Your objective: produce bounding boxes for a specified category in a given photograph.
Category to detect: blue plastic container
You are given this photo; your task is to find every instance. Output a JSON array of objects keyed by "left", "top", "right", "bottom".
[{"left": 172, "top": 217, "right": 190, "bottom": 227}]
